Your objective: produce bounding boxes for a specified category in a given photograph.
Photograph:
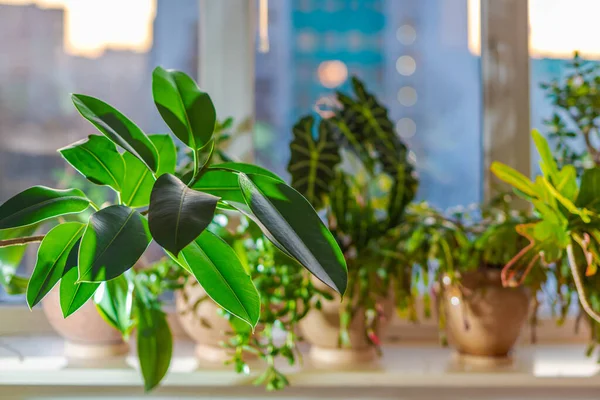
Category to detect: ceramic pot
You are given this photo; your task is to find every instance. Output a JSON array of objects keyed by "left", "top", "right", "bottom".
[
  {"left": 442, "top": 269, "right": 530, "bottom": 362},
  {"left": 42, "top": 286, "right": 128, "bottom": 359},
  {"left": 175, "top": 280, "right": 238, "bottom": 364},
  {"left": 299, "top": 278, "right": 394, "bottom": 369}
]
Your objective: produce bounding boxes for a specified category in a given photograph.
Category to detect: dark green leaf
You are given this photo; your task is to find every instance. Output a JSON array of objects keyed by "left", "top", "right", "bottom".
[
  {"left": 60, "top": 240, "right": 99, "bottom": 317},
  {"left": 94, "top": 274, "right": 134, "bottom": 337},
  {"left": 78, "top": 206, "right": 151, "bottom": 282},
  {"left": 72, "top": 94, "right": 158, "bottom": 172},
  {"left": 121, "top": 153, "right": 155, "bottom": 208},
  {"left": 192, "top": 169, "right": 247, "bottom": 204},
  {"left": 26, "top": 222, "right": 85, "bottom": 308},
  {"left": 213, "top": 162, "right": 284, "bottom": 181},
  {"left": 149, "top": 134, "right": 177, "bottom": 176},
  {"left": 148, "top": 174, "right": 219, "bottom": 256},
  {"left": 0, "top": 186, "right": 89, "bottom": 229},
  {"left": 287, "top": 116, "right": 341, "bottom": 209},
  {"left": 237, "top": 173, "right": 348, "bottom": 294},
  {"left": 178, "top": 230, "right": 260, "bottom": 327},
  {"left": 576, "top": 167, "right": 600, "bottom": 211},
  {"left": 136, "top": 301, "right": 172, "bottom": 392},
  {"left": 59, "top": 135, "right": 125, "bottom": 192},
  {"left": 152, "top": 66, "right": 216, "bottom": 149}
]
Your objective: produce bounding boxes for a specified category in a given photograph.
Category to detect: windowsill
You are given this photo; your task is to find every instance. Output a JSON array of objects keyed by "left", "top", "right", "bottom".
[{"left": 1, "top": 335, "right": 599, "bottom": 399}]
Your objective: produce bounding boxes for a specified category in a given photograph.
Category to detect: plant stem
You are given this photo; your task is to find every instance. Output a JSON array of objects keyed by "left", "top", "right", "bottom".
[
  {"left": 0, "top": 235, "right": 45, "bottom": 248},
  {"left": 566, "top": 243, "right": 600, "bottom": 325}
]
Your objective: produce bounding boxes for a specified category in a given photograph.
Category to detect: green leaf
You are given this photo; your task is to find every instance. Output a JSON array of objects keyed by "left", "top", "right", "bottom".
[
  {"left": 72, "top": 94, "right": 158, "bottom": 172},
  {"left": 149, "top": 134, "right": 177, "bottom": 176},
  {"left": 0, "top": 186, "right": 89, "bottom": 229},
  {"left": 78, "top": 206, "right": 151, "bottom": 282},
  {"left": 94, "top": 274, "right": 134, "bottom": 337},
  {"left": 26, "top": 222, "right": 85, "bottom": 308},
  {"left": 121, "top": 153, "right": 155, "bottom": 208},
  {"left": 152, "top": 67, "right": 216, "bottom": 149},
  {"left": 532, "top": 129, "right": 559, "bottom": 181},
  {"left": 213, "top": 162, "right": 284, "bottom": 181},
  {"left": 490, "top": 162, "right": 538, "bottom": 198},
  {"left": 136, "top": 300, "right": 172, "bottom": 392},
  {"left": 0, "top": 225, "right": 38, "bottom": 268},
  {"left": 60, "top": 241, "right": 100, "bottom": 317},
  {"left": 148, "top": 174, "right": 219, "bottom": 256},
  {"left": 576, "top": 167, "right": 600, "bottom": 211},
  {"left": 237, "top": 173, "right": 348, "bottom": 294},
  {"left": 178, "top": 230, "right": 260, "bottom": 327},
  {"left": 287, "top": 116, "right": 341, "bottom": 209},
  {"left": 542, "top": 177, "right": 590, "bottom": 222},
  {"left": 59, "top": 135, "right": 125, "bottom": 192}
]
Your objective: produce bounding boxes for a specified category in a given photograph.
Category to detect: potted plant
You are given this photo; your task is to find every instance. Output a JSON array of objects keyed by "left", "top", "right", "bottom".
[
  {"left": 0, "top": 67, "right": 348, "bottom": 391},
  {"left": 493, "top": 130, "right": 600, "bottom": 356},
  {"left": 286, "top": 77, "right": 419, "bottom": 367},
  {"left": 402, "top": 197, "right": 544, "bottom": 362}
]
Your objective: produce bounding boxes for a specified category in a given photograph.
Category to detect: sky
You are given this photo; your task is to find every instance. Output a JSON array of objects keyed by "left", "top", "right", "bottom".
[{"left": 0, "top": 0, "right": 599, "bottom": 59}]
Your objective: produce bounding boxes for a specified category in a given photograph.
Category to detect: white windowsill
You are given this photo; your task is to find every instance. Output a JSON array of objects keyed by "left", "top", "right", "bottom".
[{"left": 1, "top": 335, "right": 599, "bottom": 399}]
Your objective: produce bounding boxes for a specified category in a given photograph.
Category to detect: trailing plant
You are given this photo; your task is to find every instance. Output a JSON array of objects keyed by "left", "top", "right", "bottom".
[
  {"left": 542, "top": 52, "right": 600, "bottom": 171},
  {"left": 492, "top": 129, "right": 600, "bottom": 353},
  {"left": 287, "top": 76, "right": 418, "bottom": 350},
  {"left": 0, "top": 67, "right": 348, "bottom": 391}
]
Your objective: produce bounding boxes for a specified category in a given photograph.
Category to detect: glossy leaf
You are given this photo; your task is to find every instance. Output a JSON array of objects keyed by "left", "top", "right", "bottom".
[
  {"left": 72, "top": 94, "right": 158, "bottom": 172},
  {"left": 213, "top": 162, "right": 284, "bottom": 181},
  {"left": 121, "top": 153, "right": 155, "bottom": 208},
  {"left": 78, "top": 206, "right": 151, "bottom": 282},
  {"left": 490, "top": 162, "right": 538, "bottom": 198},
  {"left": 60, "top": 241, "right": 99, "bottom": 317},
  {"left": 94, "top": 274, "right": 134, "bottom": 337},
  {"left": 149, "top": 134, "right": 177, "bottom": 176},
  {"left": 288, "top": 116, "right": 341, "bottom": 209},
  {"left": 152, "top": 67, "right": 216, "bottom": 149},
  {"left": 238, "top": 173, "right": 348, "bottom": 294},
  {"left": 0, "top": 186, "right": 89, "bottom": 229},
  {"left": 178, "top": 230, "right": 260, "bottom": 327},
  {"left": 59, "top": 135, "right": 125, "bottom": 192},
  {"left": 149, "top": 174, "right": 219, "bottom": 256},
  {"left": 136, "top": 300, "right": 172, "bottom": 392},
  {"left": 26, "top": 222, "right": 85, "bottom": 308}
]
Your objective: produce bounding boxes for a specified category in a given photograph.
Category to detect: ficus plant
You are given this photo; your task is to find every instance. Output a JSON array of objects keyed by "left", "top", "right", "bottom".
[
  {"left": 0, "top": 67, "right": 348, "bottom": 391},
  {"left": 287, "top": 76, "right": 418, "bottom": 350},
  {"left": 492, "top": 130, "right": 600, "bottom": 352}
]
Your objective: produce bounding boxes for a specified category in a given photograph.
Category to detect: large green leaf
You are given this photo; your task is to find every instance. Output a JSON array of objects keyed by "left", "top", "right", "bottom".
[
  {"left": 178, "top": 230, "right": 260, "bottom": 327},
  {"left": 72, "top": 94, "right": 158, "bottom": 172},
  {"left": 26, "top": 222, "right": 85, "bottom": 308},
  {"left": 237, "top": 173, "right": 348, "bottom": 294},
  {"left": 287, "top": 116, "right": 341, "bottom": 209},
  {"left": 576, "top": 167, "right": 600, "bottom": 211},
  {"left": 59, "top": 135, "right": 125, "bottom": 192},
  {"left": 213, "top": 162, "right": 283, "bottom": 181},
  {"left": 136, "top": 300, "right": 172, "bottom": 392},
  {"left": 78, "top": 206, "right": 151, "bottom": 282},
  {"left": 0, "top": 187, "right": 89, "bottom": 229},
  {"left": 94, "top": 274, "right": 134, "bottom": 337},
  {"left": 149, "top": 134, "right": 177, "bottom": 176},
  {"left": 60, "top": 241, "right": 99, "bottom": 317},
  {"left": 121, "top": 153, "right": 155, "bottom": 208},
  {"left": 152, "top": 67, "right": 216, "bottom": 149},
  {"left": 148, "top": 174, "right": 219, "bottom": 256}
]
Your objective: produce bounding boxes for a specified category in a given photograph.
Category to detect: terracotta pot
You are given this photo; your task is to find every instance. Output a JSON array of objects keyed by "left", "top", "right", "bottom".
[
  {"left": 299, "top": 278, "right": 394, "bottom": 369},
  {"left": 42, "top": 286, "right": 128, "bottom": 359},
  {"left": 175, "top": 280, "right": 238, "bottom": 364},
  {"left": 442, "top": 269, "right": 530, "bottom": 361}
]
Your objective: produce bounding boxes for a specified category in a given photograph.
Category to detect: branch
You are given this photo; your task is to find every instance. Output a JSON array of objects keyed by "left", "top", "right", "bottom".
[
  {"left": 0, "top": 235, "right": 45, "bottom": 248},
  {"left": 566, "top": 243, "right": 600, "bottom": 325}
]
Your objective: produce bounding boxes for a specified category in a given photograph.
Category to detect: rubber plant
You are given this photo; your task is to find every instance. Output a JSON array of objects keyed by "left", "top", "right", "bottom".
[
  {"left": 0, "top": 67, "right": 348, "bottom": 391},
  {"left": 287, "top": 76, "right": 418, "bottom": 351},
  {"left": 492, "top": 129, "right": 600, "bottom": 352}
]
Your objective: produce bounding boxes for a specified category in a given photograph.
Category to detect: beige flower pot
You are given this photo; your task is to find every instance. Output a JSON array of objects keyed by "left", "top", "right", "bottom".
[
  {"left": 175, "top": 280, "right": 238, "bottom": 365},
  {"left": 299, "top": 279, "right": 394, "bottom": 369},
  {"left": 42, "top": 286, "right": 128, "bottom": 359},
  {"left": 442, "top": 269, "right": 530, "bottom": 363}
]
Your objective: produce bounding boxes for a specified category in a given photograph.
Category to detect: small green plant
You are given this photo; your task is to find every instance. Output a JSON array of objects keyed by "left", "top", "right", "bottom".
[
  {"left": 492, "top": 129, "right": 600, "bottom": 351},
  {"left": 0, "top": 67, "right": 348, "bottom": 391},
  {"left": 287, "top": 76, "right": 418, "bottom": 350}
]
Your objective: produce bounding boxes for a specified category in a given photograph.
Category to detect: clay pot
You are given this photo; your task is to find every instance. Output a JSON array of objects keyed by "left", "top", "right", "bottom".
[
  {"left": 175, "top": 280, "right": 238, "bottom": 364},
  {"left": 299, "top": 278, "right": 394, "bottom": 369},
  {"left": 42, "top": 286, "right": 128, "bottom": 358},
  {"left": 442, "top": 269, "right": 530, "bottom": 361}
]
